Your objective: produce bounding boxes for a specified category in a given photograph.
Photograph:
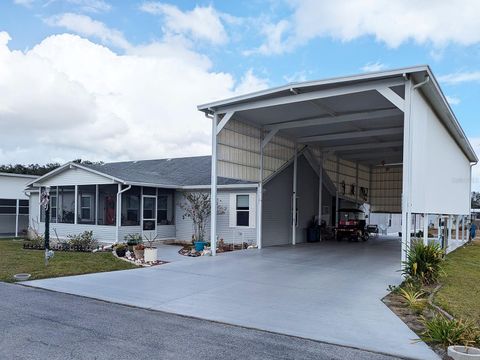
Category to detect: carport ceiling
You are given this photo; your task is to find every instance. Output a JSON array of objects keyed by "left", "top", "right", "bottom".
[{"left": 232, "top": 85, "right": 405, "bottom": 165}]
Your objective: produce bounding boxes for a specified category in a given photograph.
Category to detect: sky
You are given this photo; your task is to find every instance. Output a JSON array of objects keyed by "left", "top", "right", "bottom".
[{"left": 0, "top": 0, "right": 479, "bottom": 188}]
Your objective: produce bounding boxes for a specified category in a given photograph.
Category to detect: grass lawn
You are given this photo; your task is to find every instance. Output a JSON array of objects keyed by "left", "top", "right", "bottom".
[
  {"left": 0, "top": 239, "right": 137, "bottom": 283},
  {"left": 434, "top": 239, "right": 480, "bottom": 325}
]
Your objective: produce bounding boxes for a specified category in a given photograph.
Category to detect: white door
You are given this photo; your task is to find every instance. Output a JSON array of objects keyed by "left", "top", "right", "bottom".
[{"left": 142, "top": 195, "right": 156, "bottom": 241}]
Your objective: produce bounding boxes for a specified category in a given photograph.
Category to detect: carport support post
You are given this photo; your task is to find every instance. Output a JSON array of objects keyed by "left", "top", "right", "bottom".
[
  {"left": 210, "top": 113, "right": 218, "bottom": 256},
  {"left": 401, "top": 79, "right": 413, "bottom": 267},
  {"left": 448, "top": 215, "right": 453, "bottom": 246},
  {"left": 15, "top": 199, "right": 19, "bottom": 238},
  {"left": 292, "top": 144, "right": 297, "bottom": 245},
  {"left": 423, "top": 213, "right": 429, "bottom": 245},
  {"left": 257, "top": 133, "right": 264, "bottom": 249},
  {"left": 318, "top": 155, "right": 323, "bottom": 226},
  {"left": 455, "top": 215, "right": 459, "bottom": 242}
]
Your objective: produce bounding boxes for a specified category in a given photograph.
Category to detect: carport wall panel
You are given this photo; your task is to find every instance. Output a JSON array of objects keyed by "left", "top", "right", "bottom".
[
  {"left": 217, "top": 119, "right": 295, "bottom": 182},
  {"left": 175, "top": 189, "right": 257, "bottom": 245},
  {"left": 409, "top": 91, "right": 471, "bottom": 215}
]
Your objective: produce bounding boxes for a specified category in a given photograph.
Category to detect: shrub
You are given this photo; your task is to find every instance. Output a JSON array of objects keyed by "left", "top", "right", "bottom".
[
  {"left": 67, "top": 231, "right": 98, "bottom": 250},
  {"left": 124, "top": 233, "right": 143, "bottom": 246},
  {"left": 399, "top": 285, "right": 426, "bottom": 314},
  {"left": 402, "top": 240, "right": 444, "bottom": 285},
  {"left": 420, "top": 315, "right": 480, "bottom": 347}
]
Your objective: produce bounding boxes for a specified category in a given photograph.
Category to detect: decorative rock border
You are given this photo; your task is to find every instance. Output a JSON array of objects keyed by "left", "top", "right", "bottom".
[{"left": 112, "top": 250, "right": 168, "bottom": 267}]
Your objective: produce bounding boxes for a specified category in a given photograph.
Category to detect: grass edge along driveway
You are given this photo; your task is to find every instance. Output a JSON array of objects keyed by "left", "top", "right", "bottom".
[
  {"left": 0, "top": 239, "right": 137, "bottom": 283},
  {"left": 434, "top": 239, "right": 480, "bottom": 325}
]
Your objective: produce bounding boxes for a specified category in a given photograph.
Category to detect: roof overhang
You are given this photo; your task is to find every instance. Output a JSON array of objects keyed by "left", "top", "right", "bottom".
[{"left": 199, "top": 65, "right": 477, "bottom": 164}]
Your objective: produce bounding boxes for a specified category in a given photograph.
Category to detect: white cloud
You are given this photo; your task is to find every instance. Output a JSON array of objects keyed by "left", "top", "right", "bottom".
[
  {"left": 252, "top": 0, "right": 480, "bottom": 55},
  {"left": 0, "top": 31, "right": 268, "bottom": 165},
  {"left": 45, "top": 13, "right": 130, "bottom": 50},
  {"left": 140, "top": 2, "right": 228, "bottom": 45},
  {"left": 64, "top": 0, "right": 112, "bottom": 13},
  {"left": 361, "top": 61, "right": 387, "bottom": 73},
  {"left": 13, "top": 0, "right": 35, "bottom": 7},
  {"left": 438, "top": 71, "right": 480, "bottom": 85},
  {"left": 446, "top": 95, "right": 461, "bottom": 105}
]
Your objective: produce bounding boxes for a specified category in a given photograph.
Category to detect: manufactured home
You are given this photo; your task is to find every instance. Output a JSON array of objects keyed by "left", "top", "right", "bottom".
[
  {"left": 26, "top": 156, "right": 258, "bottom": 244},
  {"left": 25, "top": 66, "right": 477, "bottom": 263},
  {"left": 0, "top": 172, "right": 38, "bottom": 237}
]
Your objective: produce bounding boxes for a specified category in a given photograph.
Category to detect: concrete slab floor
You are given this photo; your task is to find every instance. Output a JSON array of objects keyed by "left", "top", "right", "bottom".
[{"left": 24, "top": 237, "right": 439, "bottom": 360}]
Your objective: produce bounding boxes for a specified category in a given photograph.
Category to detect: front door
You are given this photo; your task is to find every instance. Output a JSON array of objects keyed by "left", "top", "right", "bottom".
[{"left": 142, "top": 195, "right": 156, "bottom": 240}]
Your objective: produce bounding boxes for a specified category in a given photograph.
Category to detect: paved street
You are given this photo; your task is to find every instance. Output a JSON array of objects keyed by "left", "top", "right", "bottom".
[{"left": 0, "top": 283, "right": 399, "bottom": 360}]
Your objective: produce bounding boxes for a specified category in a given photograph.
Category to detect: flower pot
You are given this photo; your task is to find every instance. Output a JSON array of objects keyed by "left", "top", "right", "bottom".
[
  {"left": 448, "top": 346, "right": 480, "bottom": 360},
  {"left": 115, "top": 248, "right": 126, "bottom": 257},
  {"left": 133, "top": 249, "right": 144, "bottom": 260},
  {"left": 144, "top": 247, "right": 158, "bottom": 262},
  {"left": 194, "top": 241, "right": 206, "bottom": 252}
]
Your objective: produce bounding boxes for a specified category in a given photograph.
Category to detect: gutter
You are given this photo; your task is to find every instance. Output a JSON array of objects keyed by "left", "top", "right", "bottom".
[{"left": 115, "top": 185, "right": 131, "bottom": 243}]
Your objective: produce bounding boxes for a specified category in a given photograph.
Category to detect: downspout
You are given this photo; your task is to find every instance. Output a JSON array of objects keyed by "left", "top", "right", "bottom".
[
  {"left": 412, "top": 75, "right": 430, "bottom": 91},
  {"left": 115, "top": 184, "right": 131, "bottom": 244}
]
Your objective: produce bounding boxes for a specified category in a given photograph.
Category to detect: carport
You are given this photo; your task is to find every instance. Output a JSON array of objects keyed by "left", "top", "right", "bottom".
[{"left": 198, "top": 65, "right": 477, "bottom": 263}]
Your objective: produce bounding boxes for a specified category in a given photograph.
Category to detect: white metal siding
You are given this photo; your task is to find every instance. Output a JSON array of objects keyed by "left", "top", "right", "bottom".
[
  {"left": 263, "top": 154, "right": 332, "bottom": 246},
  {"left": 0, "top": 175, "right": 33, "bottom": 199},
  {"left": 156, "top": 225, "right": 176, "bottom": 239},
  {"left": 175, "top": 189, "right": 257, "bottom": 245},
  {"left": 35, "top": 167, "right": 116, "bottom": 186},
  {"left": 37, "top": 222, "right": 117, "bottom": 243},
  {"left": 410, "top": 91, "right": 471, "bottom": 215}
]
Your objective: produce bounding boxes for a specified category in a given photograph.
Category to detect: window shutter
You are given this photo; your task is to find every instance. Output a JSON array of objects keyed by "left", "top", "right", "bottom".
[
  {"left": 229, "top": 193, "right": 236, "bottom": 227},
  {"left": 249, "top": 192, "right": 256, "bottom": 228}
]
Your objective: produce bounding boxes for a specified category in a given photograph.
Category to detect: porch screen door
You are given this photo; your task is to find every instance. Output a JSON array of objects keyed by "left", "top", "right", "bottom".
[{"left": 142, "top": 195, "right": 157, "bottom": 238}]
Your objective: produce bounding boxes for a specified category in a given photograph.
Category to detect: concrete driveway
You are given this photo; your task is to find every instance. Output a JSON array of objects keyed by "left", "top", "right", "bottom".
[{"left": 24, "top": 237, "right": 439, "bottom": 360}]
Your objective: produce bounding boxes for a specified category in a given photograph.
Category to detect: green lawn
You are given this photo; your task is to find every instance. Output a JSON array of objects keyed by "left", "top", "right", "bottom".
[
  {"left": 0, "top": 239, "right": 137, "bottom": 283},
  {"left": 434, "top": 240, "right": 480, "bottom": 325}
]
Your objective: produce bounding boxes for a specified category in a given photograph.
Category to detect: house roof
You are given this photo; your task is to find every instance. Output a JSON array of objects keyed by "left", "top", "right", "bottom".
[
  {"left": 83, "top": 156, "right": 251, "bottom": 187},
  {"left": 0, "top": 172, "right": 39, "bottom": 179},
  {"left": 28, "top": 156, "right": 254, "bottom": 188}
]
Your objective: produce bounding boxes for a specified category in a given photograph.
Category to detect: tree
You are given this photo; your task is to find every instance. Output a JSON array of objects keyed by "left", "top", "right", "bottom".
[
  {"left": 472, "top": 191, "right": 480, "bottom": 209},
  {"left": 179, "top": 192, "right": 225, "bottom": 242},
  {"left": 0, "top": 159, "right": 104, "bottom": 176}
]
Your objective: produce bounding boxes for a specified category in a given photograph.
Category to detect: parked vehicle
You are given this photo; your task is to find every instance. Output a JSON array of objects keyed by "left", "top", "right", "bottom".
[{"left": 335, "top": 208, "right": 369, "bottom": 242}]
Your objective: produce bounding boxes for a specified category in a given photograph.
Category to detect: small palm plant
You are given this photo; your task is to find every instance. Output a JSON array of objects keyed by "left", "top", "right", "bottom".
[
  {"left": 399, "top": 284, "right": 426, "bottom": 314},
  {"left": 420, "top": 315, "right": 480, "bottom": 347},
  {"left": 402, "top": 240, "right": 444, "bottom": 285}
]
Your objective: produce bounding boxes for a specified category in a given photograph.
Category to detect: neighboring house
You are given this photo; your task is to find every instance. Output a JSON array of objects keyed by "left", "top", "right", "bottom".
[
  {"left": 25, "top": 156, "right": 260, "bottom": 244},
  {"left": 0, "top": 172, "right": 38, "bottom": 237}
]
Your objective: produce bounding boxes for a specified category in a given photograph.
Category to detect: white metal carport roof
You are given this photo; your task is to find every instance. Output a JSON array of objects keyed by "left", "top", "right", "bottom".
[{"left": 199, "top": 65, "right": 476, "bottom": 164}]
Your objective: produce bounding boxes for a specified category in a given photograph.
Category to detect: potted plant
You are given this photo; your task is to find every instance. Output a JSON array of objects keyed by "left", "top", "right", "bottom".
[
  {"left": 179, "top": 192, "right": 225, "bottom": 253},
  {"left": 133, "top": 243, "right": 145, "bottom": 260},
  {"left": 115, "top": 243, "right": 127, "bottom": 257},
  {"left": 143, "top": 234, "right": 158, "bottom": 263},
  {"left": 125, "top": 233, "right": 143, "bottom": 252}
]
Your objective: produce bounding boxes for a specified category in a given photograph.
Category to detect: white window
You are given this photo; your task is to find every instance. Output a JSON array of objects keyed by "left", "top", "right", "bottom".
[
  {"left": 80, "top": 194, "right": 93, "bottom": 222},
  {"left": 229, "top": 193, "right": 256, "bottom": 228}
]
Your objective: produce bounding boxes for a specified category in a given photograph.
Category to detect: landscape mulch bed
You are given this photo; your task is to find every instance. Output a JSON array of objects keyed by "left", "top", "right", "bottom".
[{"left": 383, "top": 287, "right": 448, "bottom": 359}]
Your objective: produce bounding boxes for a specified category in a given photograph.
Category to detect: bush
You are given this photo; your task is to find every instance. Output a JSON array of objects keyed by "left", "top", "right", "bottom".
[
  {"left": 402, "top": 240, "right": 444, "bottom": 285},
  {"left": 124, "top": 233, "right": 143, "bottom": 246},
  {"left": 67, "top": 231, "right": 98, "bottom": 250},
  {"left": 399, "top": 284, "right": 426, "bottom": 314},
  {"left": 421, "top": 315, "right": 480, "bottom": 347}
]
